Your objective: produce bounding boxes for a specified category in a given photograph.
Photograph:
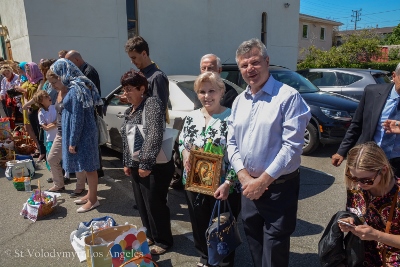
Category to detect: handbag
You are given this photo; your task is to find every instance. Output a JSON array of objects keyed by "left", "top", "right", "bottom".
[
  {"left": 96, "top": 114, "right": 108, "bottom": 145},
  {"left": 205, "top": 200, "right": 242, "bottom": 266},
  {"left": 126, "top": 106, "right": 179, "bottom": 164}
]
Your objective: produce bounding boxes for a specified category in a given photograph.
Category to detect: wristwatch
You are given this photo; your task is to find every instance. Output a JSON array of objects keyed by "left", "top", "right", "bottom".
[{"left": 224, "top": 179, "right": 233, "bottom": 186}]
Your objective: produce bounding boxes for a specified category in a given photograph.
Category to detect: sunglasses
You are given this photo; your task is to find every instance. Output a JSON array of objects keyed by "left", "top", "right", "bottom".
[{"left": 345, "top": 169, "right": 382, "bottom": 185}]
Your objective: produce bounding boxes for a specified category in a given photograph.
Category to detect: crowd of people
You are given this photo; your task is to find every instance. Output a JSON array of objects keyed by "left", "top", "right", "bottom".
[{"left": 1, "top": 35, "right": 400, "bottom": 267}]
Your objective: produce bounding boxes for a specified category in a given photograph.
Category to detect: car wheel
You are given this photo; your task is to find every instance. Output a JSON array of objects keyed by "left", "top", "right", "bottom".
[{"left": 303, "top": 123, "right": 319, "bottom": 155}]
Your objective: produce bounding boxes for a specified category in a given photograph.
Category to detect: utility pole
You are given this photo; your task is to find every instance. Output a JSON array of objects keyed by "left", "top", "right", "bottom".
[{"left": 351, "top": 9, "right": 362, "bottom": 30}]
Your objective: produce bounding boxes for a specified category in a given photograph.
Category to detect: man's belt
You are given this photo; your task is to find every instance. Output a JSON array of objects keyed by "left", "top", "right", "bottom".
[{"left": 271, "top": 169, "right": 300, "bottom": 185}]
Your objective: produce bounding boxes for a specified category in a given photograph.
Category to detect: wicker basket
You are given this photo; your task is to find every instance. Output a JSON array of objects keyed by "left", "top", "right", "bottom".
[
  {"left": 38, "top": 200, "right": 55, "bottom": 217},
  {"left": 14, "top": 137, "right": 36, "bottom": 155}
]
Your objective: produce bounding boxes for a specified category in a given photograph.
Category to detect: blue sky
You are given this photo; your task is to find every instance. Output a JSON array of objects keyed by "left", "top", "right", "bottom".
[{"left": 300, "top": 0, "right": 400, "bottom": 30}]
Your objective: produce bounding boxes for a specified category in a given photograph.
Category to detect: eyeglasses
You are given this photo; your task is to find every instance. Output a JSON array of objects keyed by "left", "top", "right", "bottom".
[
  {"left": 345, "top": 169, "right": 382, "bottom": 185},
  {"left": 122, "top": 86, "right": 138, "bottom": 93}
]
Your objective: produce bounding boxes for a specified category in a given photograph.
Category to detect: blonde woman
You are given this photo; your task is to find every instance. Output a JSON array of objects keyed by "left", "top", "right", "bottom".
[
  {"left": 339, "top": 142, "right": 400, "bottom": 266},
  {"left": 178, "top": 72, "right": 240, "bottom": 267}
]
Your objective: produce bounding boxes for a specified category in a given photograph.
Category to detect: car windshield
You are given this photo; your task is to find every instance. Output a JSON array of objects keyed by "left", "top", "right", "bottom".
[
  {"left": 373, "top": 73, "right": 391, "bottom": 84},
  {"left": 270, "top": 69, "right": 320, "bottom": 93},
  {"left": 176, "top": 81, "right": 202, "bottom": 109}
]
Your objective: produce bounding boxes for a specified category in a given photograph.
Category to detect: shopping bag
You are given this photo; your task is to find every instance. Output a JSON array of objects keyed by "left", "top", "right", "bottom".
[
  {"left": 5, "top": 159, "right": 35, "bottom": 180},
  {"left": 126, "top": 106, "right": 179, "bottom": 164},
  {"left": 97, "top": 115, "right": 108, "bottom": 145},
  {"left": 108, "top": 226, "right": 155, "bottom": 267},
  {"left": 84, "top": 224, "right": 155, "bottom": 267},
  {"left": 206, "top": 200, "right": 242, "bottom": 266}
]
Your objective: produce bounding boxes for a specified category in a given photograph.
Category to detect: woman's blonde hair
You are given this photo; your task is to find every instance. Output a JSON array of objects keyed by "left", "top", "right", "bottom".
[
  {"left": 194, "top": 72, "right": 225, "bottom": 94},
  {"left": 32, "top": 90, "right": 50, "bottom": 109},
  {"left": 345, "top": 142, "right": 394, "bottom": 192},
  {"left": 0, "top": 64, "right": 13, "bottom": 75}
]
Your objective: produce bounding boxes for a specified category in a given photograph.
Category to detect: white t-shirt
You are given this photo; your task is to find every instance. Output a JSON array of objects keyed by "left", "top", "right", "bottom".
[{"left": 38, "top": 105, "right": 57, "bottom": 142}]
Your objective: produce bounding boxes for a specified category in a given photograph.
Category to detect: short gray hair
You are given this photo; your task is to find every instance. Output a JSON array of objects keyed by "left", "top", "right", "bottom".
[
  {"left": 235, "top": 38, "right": 268, "bottom": 64},
  {"left": 395, "top": 62, "right": 400, "bottom": 75},
  {"left": 200, "top": 54, "right": 221, "bottom": 69}
]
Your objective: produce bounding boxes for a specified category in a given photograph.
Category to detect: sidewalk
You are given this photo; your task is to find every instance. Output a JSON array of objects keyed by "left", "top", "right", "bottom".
[{"left": 0, "top": 147, "right": 253, "bottom": 267}]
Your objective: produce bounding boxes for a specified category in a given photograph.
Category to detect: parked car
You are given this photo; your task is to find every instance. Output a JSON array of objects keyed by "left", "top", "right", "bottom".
[
  {"left": 296, "top": 68, "right": 391, "bottom": 100},
  {"left": 102, "top": 75, "right": 243, "bottom": 152},
  {"left": 220, "top": 64, "right": 359, "bottom": 154}
]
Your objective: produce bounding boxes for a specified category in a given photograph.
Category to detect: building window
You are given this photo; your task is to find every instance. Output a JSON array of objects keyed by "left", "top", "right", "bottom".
[
  {"left": 302, "top": 25, "right": 308, "bottom": 39},
  {"left": 320, "top": 27, "right": 325, "bottom": 40},
  {"left": 261, "top": 12, "right": 267, "bottom": 45},
  {"left": 126, "top": 0, "right": 138, "bottom": 38}
]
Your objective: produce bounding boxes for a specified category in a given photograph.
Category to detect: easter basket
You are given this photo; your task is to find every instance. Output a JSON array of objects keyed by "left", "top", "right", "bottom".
[
  {"left": 20, "top": 190, "right": 57, "bottom": 222},
  {"left": 0, "top": 129, "right": 15, "bottom": 151},
  {"left": 14, "top": 136, "right": 36, "bottom": 155}
]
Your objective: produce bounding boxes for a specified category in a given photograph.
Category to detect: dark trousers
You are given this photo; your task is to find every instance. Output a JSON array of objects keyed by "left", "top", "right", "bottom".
[
  {"left": 185, "top": 190, "right": 241, "bottom": 267},
  {"left": 390, "top": 157, "right": 400, "bottom": 177},
  {"left": 130, "top": 159, "right": 174, "bottom": 249},
  {"left": 28, "top": 109, "right": 46, "bottom": 155},
  {"left": 241, "top": 173, "right": 300, "bottom": 267}
]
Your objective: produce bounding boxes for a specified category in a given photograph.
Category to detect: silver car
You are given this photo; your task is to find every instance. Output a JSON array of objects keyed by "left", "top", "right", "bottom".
[
  {"left": 297, "top": 68, "right": 391, "bottom": 100},
  {"left": 101, "top": 75, "right": 243, "bottom": 152}
]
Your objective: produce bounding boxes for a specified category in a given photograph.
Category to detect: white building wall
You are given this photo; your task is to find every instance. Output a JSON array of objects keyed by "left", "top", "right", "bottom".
[
  {"left": 0, "top": 0, "right": 31, "bottom": 61},
  {"left": 0, "top": 0, "right": 299, "bottom": 95},
  {"left": 138, "top": 0, "right": 299, "bottom": 74},
  {"left": 22, "top": 0, "right": 130, "bottom": 96}
]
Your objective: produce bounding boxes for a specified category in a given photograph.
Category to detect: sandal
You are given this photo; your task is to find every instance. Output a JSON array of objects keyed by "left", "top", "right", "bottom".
[
  {"left": 70, "top": 189, "right": 85, "bottom": 198},
  {"left": 150, "top": 245, "right": 167, "bottom": 255},
  {"left": 47, "top": 186, "right": 65, "bottom": 192}
]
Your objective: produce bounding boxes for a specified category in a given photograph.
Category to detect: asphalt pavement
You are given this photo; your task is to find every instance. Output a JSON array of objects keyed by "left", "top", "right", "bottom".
[{"left": 0, "top": 144, "right": 346, "bottom": 267}]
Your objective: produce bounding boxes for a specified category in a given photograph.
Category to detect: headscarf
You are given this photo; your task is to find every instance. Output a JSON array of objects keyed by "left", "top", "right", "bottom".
[
  {"left": 25, "top": 62, "right": 43, "bottom": 84},
  {"left": 19, "top": 62, "right": 28, "bottom": 82},
  {"left": 50, "top": 59, "right": 102, "bottom": 108}
]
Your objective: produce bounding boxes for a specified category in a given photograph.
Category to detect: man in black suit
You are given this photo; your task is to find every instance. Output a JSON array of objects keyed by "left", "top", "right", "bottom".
[{"left": 332, "top": 63, "right": 400, "bottom": 176}]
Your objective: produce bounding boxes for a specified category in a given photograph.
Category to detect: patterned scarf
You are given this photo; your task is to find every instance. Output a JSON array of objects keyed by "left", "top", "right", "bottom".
[
  {"left": 50, "top": 59, "right": 102, "bottom": 108},
  {"left": 26, "top": 62, "right": 43, "bottom": 84}
]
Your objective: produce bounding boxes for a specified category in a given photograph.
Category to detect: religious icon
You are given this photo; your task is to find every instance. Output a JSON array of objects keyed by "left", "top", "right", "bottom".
[{"left": 185, "top": 149, "right": 223, "bottom": 196}]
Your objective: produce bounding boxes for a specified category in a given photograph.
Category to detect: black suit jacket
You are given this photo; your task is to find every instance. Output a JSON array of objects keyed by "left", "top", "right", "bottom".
[{"left": 337, "top": 83, "right": 393, "bottom": 156}]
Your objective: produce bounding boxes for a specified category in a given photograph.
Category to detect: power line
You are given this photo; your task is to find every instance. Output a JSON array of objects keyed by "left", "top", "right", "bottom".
[{"left": 351, "top": 9, "right": 362, "bottom": 30}]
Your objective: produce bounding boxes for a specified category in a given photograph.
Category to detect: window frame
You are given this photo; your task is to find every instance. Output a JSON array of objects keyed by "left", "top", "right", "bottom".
[
  {"left": 261, "top": 12, "right": 267, "bottom": 45},
  {"left": 320, "top": 26, "right": 326, "bottom": 41},
  {"left": 302, "top": 24, "right": 309, "bottom": 39},
  {"left": 126, "top": 0, "right": 138, "bottom": 38}
]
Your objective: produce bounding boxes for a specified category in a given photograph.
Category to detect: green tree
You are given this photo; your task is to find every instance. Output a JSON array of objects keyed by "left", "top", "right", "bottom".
[
  {"left": 298, "top": 29, "right": 381, "bottom": 69},
  {"left": 384, "top": 23, "right": 400, "bottom": 45}
]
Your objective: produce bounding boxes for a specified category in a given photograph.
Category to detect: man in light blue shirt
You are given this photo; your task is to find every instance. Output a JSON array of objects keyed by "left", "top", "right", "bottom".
[{"left": 227, "top": 39, "right": 311, "bottom": 267}]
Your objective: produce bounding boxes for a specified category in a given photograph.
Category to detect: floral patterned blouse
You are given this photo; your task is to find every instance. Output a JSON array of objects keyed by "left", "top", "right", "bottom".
[
  {"left": 347, "top": 179, "right": 400, "bottom": 266},
  {"left": 121, "top": 97, "right": 164, "bottom": 170},
  {"left": 178, "top": 108, "right": 240, "bottom": 193}
]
